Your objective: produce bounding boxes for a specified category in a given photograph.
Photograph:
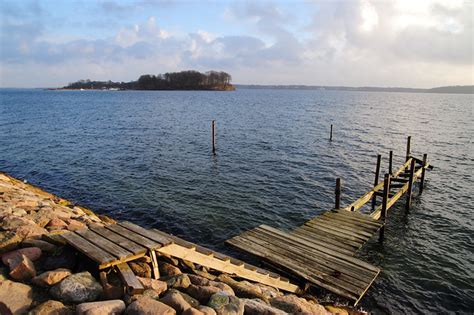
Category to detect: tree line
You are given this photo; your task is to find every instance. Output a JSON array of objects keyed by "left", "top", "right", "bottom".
[{"left": 64, "top": 70, "right": 234, "bottom": 91}]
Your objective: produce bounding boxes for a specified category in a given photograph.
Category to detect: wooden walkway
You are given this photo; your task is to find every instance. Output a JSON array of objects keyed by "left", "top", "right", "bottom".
[
  {"left": 61, "top": 221, "right": 299, "bottom": 294},
  {"left": 226, "top": 139, "right": 432, "bottom": 305}
]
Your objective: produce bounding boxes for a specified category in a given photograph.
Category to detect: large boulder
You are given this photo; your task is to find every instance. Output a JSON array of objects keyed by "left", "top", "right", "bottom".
[
  {"left": 32, "top": 268, "right": 71, "bottom": 287},
  {"left": 160, "top": 289, "right": 192, "bottom": 314},
  {"left": 270, "top": 295, "right": 329, "bottom": 314},
  {"left": 9, "top": 254, "right": 37, "bottom": 281},
  {"left": 186, "top": 285, "right": 221, "bottom": 304},
  {"left": 125, "top": 297, "right": 176, "bottom": 315},
  {"left": 1, "top": 247, "right": 42, "bottom": 267},
  {"left": 0, "top": 280, "right": 33, "bottom": 315},
  {"left": 182, "top": 308, "right": 205, "bottom": 315},
  {"left": 207, "top": 292, "right": 244, "bottom": 315},
  {"left": 137, "top": 277, "right": 167, "bottom": 295},
  {"left": 46, "top": 218, "right": 68, "bottom": 231},
  {"left": 242, "top": 298, "right": 287, "bottom": 315},
  {"left": 188, "top": 275, "right": 233, "bottom": 296},
  {"left": 76, "top": 300, "right": 126, "bottom": 315},
  {"left": 197, "top": 306, "right": 217, "bottom": 315},
  {"left": 164, "top": 274, "right": 192, "bottom": 289},
  {"left": 129, "top": 259, "right": 152, "bottom": 278},
  {"left": 50, "top": 272, "right": 103, "bottom": 303},
  {"left": 21, "top": 239, "right": 57, "bottom": 253},
  {"left": 217, "top": 275, "right": 265, "bottom": 300},
  {"left": 0, "top": 231, "right": 22, "bottom": 254},
  {"left": 28, "top": 300, "right": 72, "bottom": 315},
  {"left": 159, "top": 262, "right": 182, "bottom": 277},
  {"left": 16, "top": 225, "right": 49, "bottom": 239}
]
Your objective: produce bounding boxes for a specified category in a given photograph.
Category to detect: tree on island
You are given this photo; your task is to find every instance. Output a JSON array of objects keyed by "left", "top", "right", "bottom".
[{"left": 64, "top": 70, "right": 234, "bottom": 91}]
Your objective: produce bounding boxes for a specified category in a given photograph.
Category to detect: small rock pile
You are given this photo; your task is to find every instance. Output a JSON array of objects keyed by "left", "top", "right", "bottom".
[{"left": 0, "top": 172, "right": 362, "bottom": 315}]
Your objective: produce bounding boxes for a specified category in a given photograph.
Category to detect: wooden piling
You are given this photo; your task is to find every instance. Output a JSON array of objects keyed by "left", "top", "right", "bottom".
[
  {"left": 379, "top": 173, "right": 390, "bottom": 242},
  {"left": 406, "top": 158, "right": 415, "bottom": 210},
  {"left": 371, "top": 154, "right": 382, "bottom": 210},
  {"left": 420, "top": 154, "right": 427, "bottom": 194},
  {"left": 335, "top": 178, "right": 341, "bottom": 209},
  {"left": 330, "top": 124, "right": 333, "bottom": 141},
  {"left": 406, "top": 136, "right": 411, "bottom": 161},
  {"left": 212, "top": 120, "right": 216, "bottom": 155},
  {"left": 389, "top": 151, "right": 393, "bottom": 175}
]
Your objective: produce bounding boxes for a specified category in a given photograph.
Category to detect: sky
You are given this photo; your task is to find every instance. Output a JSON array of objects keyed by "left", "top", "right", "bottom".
[{"left": 0, "top": 0, "right": 472, "bottom": 88}]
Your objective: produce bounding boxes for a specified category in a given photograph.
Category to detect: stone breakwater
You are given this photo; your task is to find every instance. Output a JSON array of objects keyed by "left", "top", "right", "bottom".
[{"left": 0, "top": 172, "right": 363, "bottom": 315}]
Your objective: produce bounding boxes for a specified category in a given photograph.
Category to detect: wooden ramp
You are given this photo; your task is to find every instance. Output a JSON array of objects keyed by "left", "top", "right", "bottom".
[
  {"left": 61, "top": 221, "right": 299, "bottom": 293},
  {"left": 226, "top": 144, "right": 432, "bottom": 305}
]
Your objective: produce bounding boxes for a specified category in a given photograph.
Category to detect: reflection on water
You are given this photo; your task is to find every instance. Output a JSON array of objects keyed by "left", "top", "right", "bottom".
[{"left": 0, "top": 88, "right": 473, "bottom": 313}]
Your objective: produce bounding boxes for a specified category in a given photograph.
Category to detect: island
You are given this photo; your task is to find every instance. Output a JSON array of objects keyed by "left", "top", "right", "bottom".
[{"left": 61, "top": 70, "right": 235, "bottom": 91}]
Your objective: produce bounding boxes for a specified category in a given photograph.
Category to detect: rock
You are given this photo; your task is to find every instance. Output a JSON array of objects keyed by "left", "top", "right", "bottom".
[
  {"left": 28, "top": 300, "right": 72, "bottom": 315},
  {"left": 165, "top": 274, "right": 191, "bottom": 289},
  {"left": 325, "top": 306, "right": 349, "bottom": 315},
  {"left": 126, "top": 297, "right": 176, "bottom": 315},
  {"left": 46, "top": 218, "right": 68, "bottom": 231},
  {"left": 22, "top": 239, "right": 57, "bottom": 253},
  {"left": 41, "top": 249, "right": 76, "bottom": 270},
  {"left": 32, "top": 268, "right": 71, "bottom": 287},
  {"left": 65, "top": 219, "right": 86, "bottom": 232},
  {"left": 97, "top": 214, "right": 116, "bottom": 224},
  {"left": 173, "top": 290, "right": 200, "bottom": 309},
  {"left": 1, "top": 216, "right": 37, "bottom": 230},
  {"left": 99, "top": 272, "right": 124, "bottom": 300},
  {"left": 192, "top": 270, "right": 216, "bottom": 281},
  {"left": 182, "top": 308, "right": 205, "bottom": 315},
  {"left": 197, "top": 306, "right": 217, "bottom": 315},
  {"left": 207, "top": 292, "right": 244, "bottom": 315},
  {"left": 160, "top": 261, "right": 182, "bottom": 276},
  {"left": 16, "top": 225, "right": 49, "bottom": 239},
  {"left": 0, "top": 266, "right": 8, "bottom": 281},
  {"left": 217, "top": 275, "right": 264, "bottom": 300},
  {"left": 255, "top": 284, "right": 282, "bottom": 299},
  {"left": 9, "top": 254, "right": 37, "bottom": 281},
  {"left": 242, "top": 299, "right": 287, "bottom": 315},
  {"left": 0, "top": 280, "right": 33, "bottom": 315},
  {"left": 76, "top": 300, "right": 126, "bottom": 315},
  {"left": 270, "top": 295, "right": 328, "bottom": 314},
  {"left": 50, "top": 271, "right": 103, "bottom": 303},
  {"left": 160, "top": 289, "right": 192, "bottom": 314},
  {"left": 137, "top": 277, "right": 167, "bottom": 295},
  {"left": 12, "top": 209, "right": 27, "bottom": 216},
  {"left": 143, "top": 289, "right": 161, "bottom": 300},
  {"left": 186, "top": 285, "right": 221, "bottom": 304},
  {"left": 129, "top": 259, "right": 152, "bottom": 278},
  {"left": 2, "top": 247, "right": 42, "bottom": 267},
  {"left": 0, "top": 231, "right": 22, "bottom": 254}
]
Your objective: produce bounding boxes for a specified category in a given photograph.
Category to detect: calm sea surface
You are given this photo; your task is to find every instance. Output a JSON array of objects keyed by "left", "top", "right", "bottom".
[{"left": 0, "top": 88, "right": 472, "bottom": 313}]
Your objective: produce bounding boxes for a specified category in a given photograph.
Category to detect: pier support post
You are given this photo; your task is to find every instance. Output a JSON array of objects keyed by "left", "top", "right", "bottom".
[
  {"left": 372, "top": 154, "right": 382, "bottom": 210},
  {"left": 406, "top": 158, "right": 416, "bottom": 210},
  {"left": 212, "top": 120, "right": 216, "bottom": 155},
  {"left": 330, "top": 124, "right": 333, "bottom": 141},
  {"left": 379, "top": 173, "right": 390, "bottom": 242},
  {"left": 406, "top": 136, "right": 411, "bottom": 161},
  {"left": 335, "top": 178, "right": 341, "bottom": 209},
  {"left": 419, "top": 154, "right": 427, "bottom": 195},
  {"left": 389, "top": 150, "right": 393, "bottom": 175}
]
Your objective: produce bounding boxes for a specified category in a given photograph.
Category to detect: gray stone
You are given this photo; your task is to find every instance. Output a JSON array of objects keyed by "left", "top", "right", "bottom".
[
  {"left": 164, "top": 274, "right": 191, "bottom": 289},
  {"left": 50, "top": 272, "right": 103, "bottom": 303}
]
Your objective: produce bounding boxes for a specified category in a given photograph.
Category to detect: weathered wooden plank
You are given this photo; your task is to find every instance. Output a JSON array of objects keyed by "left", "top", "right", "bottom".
[
  {"left": 116, "top": 263, "right": 144, "bottom": 295},
  {"left": 61, "top": 232, "right": 116, "bottom": 266},
  {"left": 313, "top": 216, "right": 377, "bottom": 236},
  {"left": 324, "top": 212, "right": 382, "bottom": 229},
  {"left": 89, "top": 224, "right": 147, "bottom": 255},
  {"left": 305, "top": 221, "right": 370, "bottom": 241},
  {"left": 106, "top": 224, "right": 160, "bottom": 250},
  {"left": 295, "top": 225, "right": 363, "bottom": 249},
  {"left": 159, "top": 243, "right": 300, "bottom": 293},
  {"left": 291, "top": 227, "right": 358, "bottom": 253},
  {"left": 76, "top": 229, "right": 134, "bottom": 260},
  {"left": 119, "top": 222, "right": 173, "bottom": 246}
]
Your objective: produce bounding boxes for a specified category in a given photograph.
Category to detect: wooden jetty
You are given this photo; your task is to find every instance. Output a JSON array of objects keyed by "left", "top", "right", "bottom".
[
  {"left": 60, "top": 221, "right": 300, "bottom": 295},
  {"left": 226, "top": 137, "right": 432, "bottom": 304}
]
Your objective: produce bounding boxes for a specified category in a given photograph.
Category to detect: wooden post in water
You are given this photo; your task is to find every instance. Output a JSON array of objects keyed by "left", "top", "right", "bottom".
[
  {"left": 212, "top": 120, "right": 216, "bottom": 155},
  {"left": 406, "top": 158, "right": 416, "bottom": 210},
  {"left": 335, "top": 178, "right": 341, "bottom": 209},
  {"left": 379, "top": 173, "right": 390, "bottom": 242},
  {"left": 405, "top": 136, "right": 411, "bottom": 161},
  {"left": 330, "top": 124, "right": 333, "bottom": 141},
  {"left": 371, "top": 154, "right": 382, "bottom": 210},
  {"left": 389, "top": 150, "right": 393, "bottom": 175},
  {"left": 419, "top": 153, "right": 427, "bottom": 194}
]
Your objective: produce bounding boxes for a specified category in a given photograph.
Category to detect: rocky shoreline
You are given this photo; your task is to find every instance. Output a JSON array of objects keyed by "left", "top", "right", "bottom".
[{"left": 0, "top": 172, "right": 364, "bottom": 315}]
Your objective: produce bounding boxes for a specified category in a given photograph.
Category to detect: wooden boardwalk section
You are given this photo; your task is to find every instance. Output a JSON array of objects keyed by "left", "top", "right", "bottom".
[
  {"left": 227, "top": 138, "right": 432, "bottom": 304},
  {"left": 61, "top": 221, "right": 299, "bottom": 294}
]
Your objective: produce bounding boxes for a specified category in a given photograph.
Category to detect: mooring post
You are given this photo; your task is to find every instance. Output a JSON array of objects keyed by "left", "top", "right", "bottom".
[
  {"left": 406, "top": 158, "right": 416, "bottom": 210},
  {"left": 371, "top": 154, "right": 382, "bottom": 210},
  {"left": 330, "top": 124, "right": 333, "bottom": 141},
  {"left": 419, "top": 153, "right": 427, "bottom": 194},
  {"left": 389, "top": 150, "right": 393, "bottom": 175},
  {"left": 212, "top": 120, "right": 216, "bottom": 155},
  {"left": 379, "top": 173, "right": 390, "bottom": 242},
  {"left": 406, "top": 136, "right": 411, "bottom": 161},
  {"left": 335, "top": 178, "right": 341, "bottom": 209}
]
